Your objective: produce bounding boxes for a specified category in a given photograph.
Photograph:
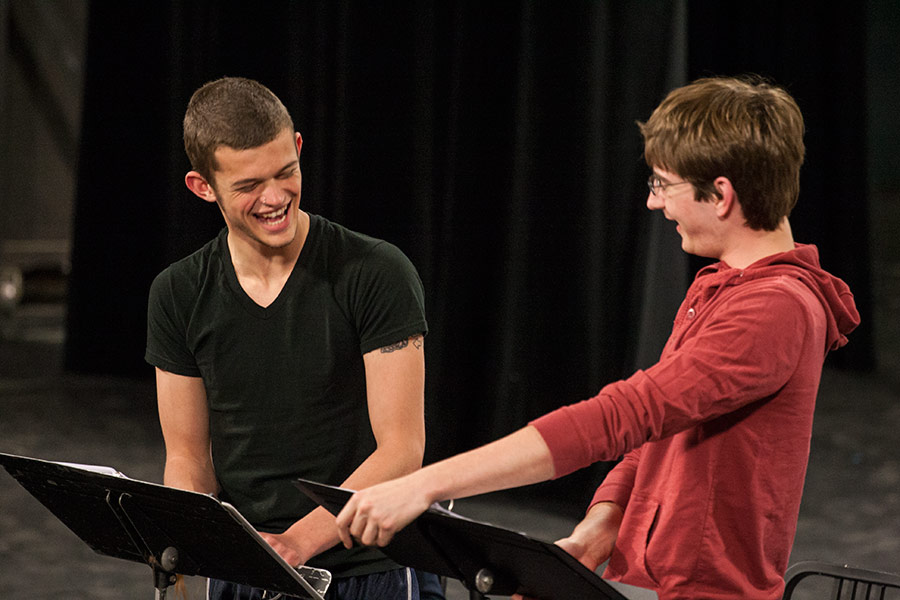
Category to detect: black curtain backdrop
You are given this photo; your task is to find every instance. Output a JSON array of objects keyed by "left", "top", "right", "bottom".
[
  {"left": 65, "top": 1, "right": 871, "bottom": 511},
  {"left": 687, "top": 1, "right": 874, "bottom": 372}
]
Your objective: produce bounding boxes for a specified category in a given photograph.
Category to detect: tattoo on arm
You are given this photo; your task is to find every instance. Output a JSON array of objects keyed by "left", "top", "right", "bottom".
[
  {"left": 381, "top": 339, "right": 409, "bottom": 353},
  {"left": 380, "top": 334, "right": 424, "bottom": 354}
]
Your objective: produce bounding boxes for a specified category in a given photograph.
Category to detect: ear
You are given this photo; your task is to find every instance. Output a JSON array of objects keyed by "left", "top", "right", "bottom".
[
  {"left": 711, "top": 176, "right": 738, "bottom": 220},
  {"left": 295, "top": 131, "right": 303, "bottom": 155},
  {"left": 185, "top": 171, "right": 218, "bottom": 204}
]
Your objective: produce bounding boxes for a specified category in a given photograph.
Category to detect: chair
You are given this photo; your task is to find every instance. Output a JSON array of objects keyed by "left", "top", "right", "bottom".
[{"left": 783, "top": 560, "right": 900, "bottom": 599}]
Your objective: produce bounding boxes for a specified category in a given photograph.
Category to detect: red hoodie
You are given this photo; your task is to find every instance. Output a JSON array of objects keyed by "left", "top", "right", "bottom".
[{"left": 531, "top": 244, "right": 859, "bottom": 599}]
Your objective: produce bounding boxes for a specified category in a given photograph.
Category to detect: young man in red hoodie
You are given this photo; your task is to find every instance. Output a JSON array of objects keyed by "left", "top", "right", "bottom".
[{"left": 334, "top": 76, "right": 861, "bottom": 599}]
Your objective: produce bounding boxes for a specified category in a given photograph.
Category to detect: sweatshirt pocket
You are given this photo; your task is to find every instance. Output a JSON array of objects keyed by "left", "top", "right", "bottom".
[{"left": 611, "top": 497, "right": 662, "bottom": 588}]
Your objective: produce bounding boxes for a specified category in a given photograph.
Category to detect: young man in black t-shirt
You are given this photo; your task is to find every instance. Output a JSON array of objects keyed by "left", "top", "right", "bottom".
[{"left": 146, "top": 76, "right": 442, "bottom": 600}]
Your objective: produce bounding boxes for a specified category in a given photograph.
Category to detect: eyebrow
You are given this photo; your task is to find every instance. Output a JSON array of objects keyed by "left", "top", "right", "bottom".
[
  {"left": 652, "top": 170, "right": 674, "bottom": 183},
  {"left": 230, "top": 159, "right": 298, "bottom": 190}
]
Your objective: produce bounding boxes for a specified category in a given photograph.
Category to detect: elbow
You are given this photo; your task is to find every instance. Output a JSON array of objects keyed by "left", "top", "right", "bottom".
[
  {"left": 404, "top": 435, "right": 426, "bottom": 473},
  {"left": 382, "top": 434, "right": 426, "bottom": 476}
]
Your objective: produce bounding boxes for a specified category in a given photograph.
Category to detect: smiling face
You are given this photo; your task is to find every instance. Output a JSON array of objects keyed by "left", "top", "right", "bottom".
[
  {"left": 191, "top": 128, "right": 303, "bottom": 253},
  {"left": 647, "top": 167, "right": 723, "bottom": 259}
]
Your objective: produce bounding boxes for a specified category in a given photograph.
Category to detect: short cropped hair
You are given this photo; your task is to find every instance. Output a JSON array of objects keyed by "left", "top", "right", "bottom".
[
  {"left": 640, "top": 76, "right": 805, "bottom": 231},
  {"left": 183, "top": 77, "right": 294, "bottom": 184}
]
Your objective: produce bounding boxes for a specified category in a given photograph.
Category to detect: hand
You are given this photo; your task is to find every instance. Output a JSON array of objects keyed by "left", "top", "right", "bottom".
[
  {"left": 335, "top": 473, "right": 433, "bottom": 548},
  {"left": 259, "top": 530, "right": 307, "bottom": 568},
  {"left": 509, "top": 504, "right": 622, "bottom": 600},
  {"left": 555, "top": 501, "right": 624, "bottom": 572}
]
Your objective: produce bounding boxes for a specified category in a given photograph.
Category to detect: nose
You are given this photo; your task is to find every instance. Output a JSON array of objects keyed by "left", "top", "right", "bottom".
[
  {"left": 646, "top": 191, "right": 664, "bottom": 211},
  {"left": 258, "top": 181, "right": 282, "bottom": 205}
]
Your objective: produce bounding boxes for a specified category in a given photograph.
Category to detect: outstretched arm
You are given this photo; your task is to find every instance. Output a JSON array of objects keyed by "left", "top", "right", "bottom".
[{"left": 334, "top": 425, "right": 556, "bottom": 548}]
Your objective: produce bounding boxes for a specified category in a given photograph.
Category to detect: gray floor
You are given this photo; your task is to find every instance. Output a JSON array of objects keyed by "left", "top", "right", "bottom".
[{"left": 1, "top": 303, "right": 899, "bottom": 599}]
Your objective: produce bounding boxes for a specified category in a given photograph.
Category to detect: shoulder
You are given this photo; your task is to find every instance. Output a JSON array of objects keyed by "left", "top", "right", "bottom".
[
  {"left": 735, "top": 270, "right": 824, "bottom": 311},
  {"left": 713, "top": 272, "right": 827, "bottom": 339},
  {"left": 311, "top": 214, "right": 385, "bottom": 252},
  {"left": 310, "top": 214, "right": 419, "bottom": 275},
  {"left": 149, "top": 230, "right": 226, "bottom": 300}
]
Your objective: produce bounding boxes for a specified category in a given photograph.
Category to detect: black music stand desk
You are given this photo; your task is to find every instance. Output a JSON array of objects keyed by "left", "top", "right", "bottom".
[
  {"left": 1, "top": 452, "right": 331, "bottom": 599},
  {"left": 296, "top": 479, "right": 657, "bottom": 600}
]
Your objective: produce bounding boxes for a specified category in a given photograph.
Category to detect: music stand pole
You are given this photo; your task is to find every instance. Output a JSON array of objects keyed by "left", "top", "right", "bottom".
[{"left": 153, "top": 546, "right": 179, "bottom": 600}]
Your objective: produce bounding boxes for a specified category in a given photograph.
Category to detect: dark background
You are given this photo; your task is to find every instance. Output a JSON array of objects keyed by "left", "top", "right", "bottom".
[{"left": 4, "top": 1, "right": 888, "bottom": 512}]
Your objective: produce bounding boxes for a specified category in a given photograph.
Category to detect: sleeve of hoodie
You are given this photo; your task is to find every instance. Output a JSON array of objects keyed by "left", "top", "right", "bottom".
[{"left": 530, "top": 277, "right": 822, "bottom": 484}]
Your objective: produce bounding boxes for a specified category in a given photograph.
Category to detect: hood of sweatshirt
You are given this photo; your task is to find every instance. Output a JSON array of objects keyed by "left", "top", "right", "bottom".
[{"left": 691, "top": 243, "right": 860, "bottom": 352}]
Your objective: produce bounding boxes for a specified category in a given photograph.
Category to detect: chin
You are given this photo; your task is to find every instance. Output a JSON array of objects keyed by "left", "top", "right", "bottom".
[{"left": 262, "top": 232, "right": 296, "bottom": 249}]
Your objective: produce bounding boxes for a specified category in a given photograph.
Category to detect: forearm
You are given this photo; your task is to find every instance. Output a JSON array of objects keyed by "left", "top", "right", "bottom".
[
  {"left": 343, "top": 436, "right": 424, "bottom": 489},
  {"left": 335, "top": 426, "right": 557, "bottom": 549},
  {"left": 280, "top": 437, "right": 426, "bottom": 562},
  {"left": 411, "top": 425, "right": 555, "bottom": 504},
  {"left": 163, "top": 454, "right": 219, "bottom": 495},
  {"left": 590, "top": 447, "right": 640, "bottom": 510}
]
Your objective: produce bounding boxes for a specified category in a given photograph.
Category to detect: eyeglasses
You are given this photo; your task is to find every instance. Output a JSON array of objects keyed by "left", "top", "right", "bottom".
[{"left": 647, "top": 174, "right": 693, "bottom": 196}]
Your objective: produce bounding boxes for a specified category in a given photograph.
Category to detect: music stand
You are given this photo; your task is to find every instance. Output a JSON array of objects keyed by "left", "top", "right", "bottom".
[
  {"left": 0, "top": 453, "right": 331, "bottom": 599},
  {"left": 295, "top": 479, "right": 657, "bottom": 600}
]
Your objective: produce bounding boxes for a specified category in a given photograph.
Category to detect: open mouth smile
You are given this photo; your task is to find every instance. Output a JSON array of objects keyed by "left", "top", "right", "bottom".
[{"left": 255, "top": 205, "right": 289, "bottom": 226}]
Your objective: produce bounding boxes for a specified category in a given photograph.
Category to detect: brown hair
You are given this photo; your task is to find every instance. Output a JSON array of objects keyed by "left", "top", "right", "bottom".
[
  {"left": 640, "top": 76, "right": 805, "bottom": 231},
  {"left": 183, "top": 77, "right": 294, "bottom": 184}
]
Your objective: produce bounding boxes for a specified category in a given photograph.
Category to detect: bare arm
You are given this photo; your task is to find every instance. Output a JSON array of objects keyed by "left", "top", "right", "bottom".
[
  {"left": 261, "top": 334, "right": 427, "bottom": 566},
  {"left": 334, "top": 424, "right": 556, "bottom": 548},
  {"left": 156, "top": 368, "right": 218, "bottom": 495}
]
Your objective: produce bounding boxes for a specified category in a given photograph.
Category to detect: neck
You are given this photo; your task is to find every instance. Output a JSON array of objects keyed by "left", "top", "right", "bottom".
[{"left": 719, "top": 217, "right": 795, "bottom": 269}]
